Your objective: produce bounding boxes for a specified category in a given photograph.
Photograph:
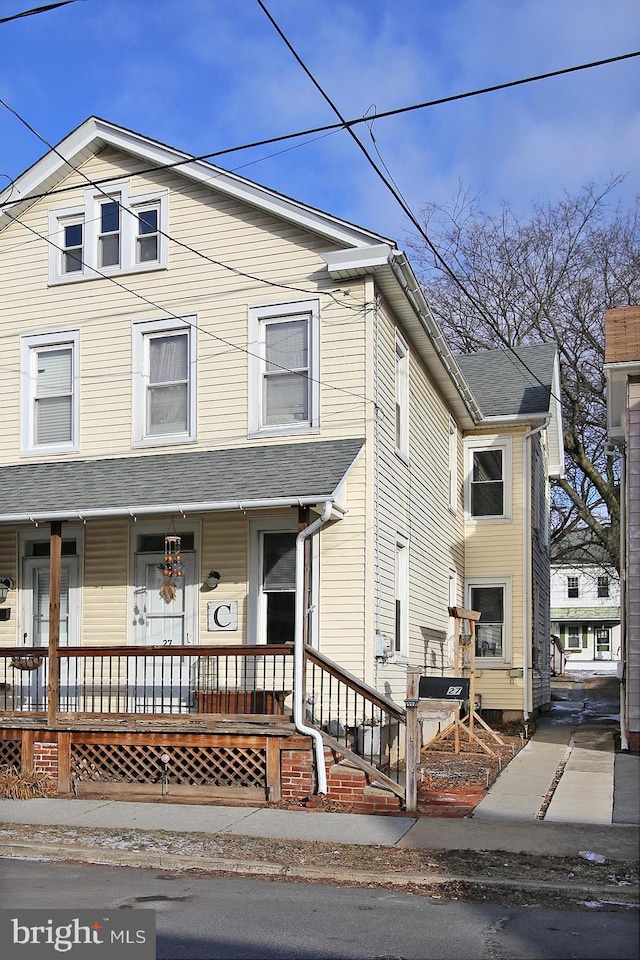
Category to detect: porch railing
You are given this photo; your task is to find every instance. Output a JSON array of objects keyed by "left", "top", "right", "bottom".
[
  {"left": 304, "top": 645, "right": 406, "bottom": 792},
  {"left": 0, "top": 645, "right": 294, "bottom": 719},
  {"left": 1, "top": 643, "right": 407, "bottom": 797}
]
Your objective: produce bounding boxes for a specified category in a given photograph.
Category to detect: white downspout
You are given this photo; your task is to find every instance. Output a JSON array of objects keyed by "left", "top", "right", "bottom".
[
  {"left": 522, "top": 419, "right": 550, "bottom": 722},
  {"left": 294, "top": 500, "right": 333, "bottom": 795}
]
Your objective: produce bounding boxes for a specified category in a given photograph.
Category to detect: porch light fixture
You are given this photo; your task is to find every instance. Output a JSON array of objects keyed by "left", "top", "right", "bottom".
[
  {"left": 0, "top": 578, "right": 15, "bottom": 603},
  {"left": 205, "top": 571, "right": 221, "bottom": 590}
]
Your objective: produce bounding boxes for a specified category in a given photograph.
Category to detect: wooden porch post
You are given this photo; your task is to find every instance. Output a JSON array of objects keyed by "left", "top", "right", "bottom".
[
  {"left": 46, "top": 520, "right": 62, "bottom": 727},
  {"left": 405, "top": 666, "right": 421, "bottom": 813}
]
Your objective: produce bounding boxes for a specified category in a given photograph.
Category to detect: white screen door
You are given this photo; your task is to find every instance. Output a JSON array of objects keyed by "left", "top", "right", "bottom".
[
  {"left": 21, "top": 557, "right": 79, "bottom": 710},
  {"left": 131, "top": 551, "right": 196, "bottom": 712}
]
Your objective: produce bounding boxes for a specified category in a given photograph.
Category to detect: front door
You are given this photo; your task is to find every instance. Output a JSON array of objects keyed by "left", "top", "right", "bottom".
[
  {"left": 21, "top": 557, "right": 80, "bottom": 710},
  {"left": 131, "top": 550, "right": 197, "bottom": 712}
]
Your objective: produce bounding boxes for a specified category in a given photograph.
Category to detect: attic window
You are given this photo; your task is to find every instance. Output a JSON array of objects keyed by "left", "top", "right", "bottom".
[{"left": 49, "top": 182, "right": 167, "bottom": 285}]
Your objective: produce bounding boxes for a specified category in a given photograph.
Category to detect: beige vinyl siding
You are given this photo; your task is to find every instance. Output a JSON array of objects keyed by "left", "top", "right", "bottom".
[
  {"left": 82, "top": 520, "right": 129, "bottom": 645},
  {"left": 369, "top": 297, "right": 466, "bottom": 703},
  {"left": 319, "top": 456, "right": 368, "bottom": 682},
  {"left": 0, "top": 148, "right": 368, "bottom": 464},
  {"left": 199, "top": 511, "right": 248, "bottom": 644},
  {"left": 464, "top": 427, "right": 525, "bottom": 712},
  {"left": 0, "top": 526, "right": 16, "bottom": 644}
]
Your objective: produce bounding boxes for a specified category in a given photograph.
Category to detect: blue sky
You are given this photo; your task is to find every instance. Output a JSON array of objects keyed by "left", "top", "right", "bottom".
[{"left": 0, "top": 0, "right": 638, "bottom": 244}]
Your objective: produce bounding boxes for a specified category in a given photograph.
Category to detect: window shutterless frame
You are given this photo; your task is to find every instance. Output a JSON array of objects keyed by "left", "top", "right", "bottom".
[
  {"left": 464, "top": 437, "right": 512, "bottom": 521},
  {"left": 20, "top": 330, "right": 80, "bottom": 455},
  {"left": 132, "top": 317, "right": 197, "bottom": 447},
  {"left": 465, "top": 576, "right": 512, "bottom": 665},
  {"left": 249, "top": 300, "right": 320, "bottom": 437},
  {"left": 48, "top": 182, "right": 168, "bottom": 284}
]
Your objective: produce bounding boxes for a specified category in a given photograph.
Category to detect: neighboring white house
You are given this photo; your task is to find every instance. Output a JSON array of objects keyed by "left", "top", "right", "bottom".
[{"left": 550, "top": 531, "right": 621, "bottom": 673}]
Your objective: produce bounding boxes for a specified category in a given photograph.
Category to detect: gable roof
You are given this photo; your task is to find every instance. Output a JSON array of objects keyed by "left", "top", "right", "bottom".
[
  {"left": 0, "top": 116, "right": 483, "bottom": 430},
  {"left": 0, "top": 439, "right": 364, "bottom": 524}
]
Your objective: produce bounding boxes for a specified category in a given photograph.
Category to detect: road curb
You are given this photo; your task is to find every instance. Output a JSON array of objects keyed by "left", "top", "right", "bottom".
[{"left": 1, "top": 841, "right": 638, "bottom": 904}]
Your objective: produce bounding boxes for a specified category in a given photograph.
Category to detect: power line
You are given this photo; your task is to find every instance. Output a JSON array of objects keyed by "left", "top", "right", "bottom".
[
  {"left": 0, "top": 0, "right": 79, "bottom": 25},
  {"left": 257, "top": 0, "right": 564, "bottom": 407},
  {"left": 1, "top": 48, "right": 638, "bottom": 213},
  {"left": 2, "top": 204, "right": 378, "bottom": 412}
]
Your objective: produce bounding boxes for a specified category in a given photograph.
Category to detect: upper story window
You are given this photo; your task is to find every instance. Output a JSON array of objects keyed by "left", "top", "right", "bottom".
[
  {"left": 49, "top": 181, "right": 167, "bottom": 284},
  {"left": 98, "top": 200, "right": 120, "bottom": 268},
  {"left": 597, "top": 575, "right": 610, "bottom": 598},
  {"left": 567, "top": 576, "right": 579, "bottom": 599},
  {"left": 61, "top": 219, "right": 84, "bottom": 274},
  {"left": 133, "top": 317, "right": 196, "bottom": 447},
  {"left": 395, "top": 335, "right": 409, "bottom": 459},
  {"left": 21, "top": 330, "right": 80, "bottom": 455},
  {"left": 465, "top": 437, "right": 511, "bottom": 521},
  {"left": 249, "top": 300, "right": 319, "bottom": 437}
]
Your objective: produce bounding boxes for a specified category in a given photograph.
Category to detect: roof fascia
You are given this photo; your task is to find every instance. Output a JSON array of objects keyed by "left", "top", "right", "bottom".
[
  {"left": 324, "top": 247, "right": 482, "bottom": 429},
  {"left": 0, "top": 117, "right": 391, "bottom": 249}
]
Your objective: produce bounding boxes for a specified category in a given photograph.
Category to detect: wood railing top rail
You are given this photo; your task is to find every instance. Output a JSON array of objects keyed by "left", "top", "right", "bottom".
[
  {"left": 304, "top": 645, "right": 406, "bottom": 723},
  {"left": 1, "top": 645, "right": 293, "bottom": 658}
]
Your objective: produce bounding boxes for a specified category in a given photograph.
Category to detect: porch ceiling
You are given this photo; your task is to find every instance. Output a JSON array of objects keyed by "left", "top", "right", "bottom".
[{"left": 0, "top": 438, "right": 364, "bottom": 523}]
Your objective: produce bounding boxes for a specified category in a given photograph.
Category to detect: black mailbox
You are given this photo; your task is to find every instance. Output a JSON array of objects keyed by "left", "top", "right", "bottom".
[{"left": 418, "top": 676, "right": 470, "bottom": 700}]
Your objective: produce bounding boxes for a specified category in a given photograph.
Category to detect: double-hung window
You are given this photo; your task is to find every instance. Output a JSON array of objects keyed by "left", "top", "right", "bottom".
[
  {"left": 133, "top": 318, "right": 196, "bottom": 446},
  {"left": 21, "top": 331, "right": 80, "bottom": 454},
  {"left": 49, "top": 181, "right": 167, "bottom": 283},
  {"left": 249, "top": 300, "right": 319, "bottom": 436},
  {"left": 98, "top": 199, "right": 120, "bottom": 268},
  {"left": 597, "top": 576, "right": 610, "bottom": 598},
  {"left": 567, "top": 576, "right": 579, "bottom": 599},
  {"left": 61, "top": 218, "right": 84, "bottom": 275},
  {"left": 465, "top": 438, "right": 511, "bottom": 520},
  {"left": 467, "top": 578, "right": 511, "bottom": 662}
]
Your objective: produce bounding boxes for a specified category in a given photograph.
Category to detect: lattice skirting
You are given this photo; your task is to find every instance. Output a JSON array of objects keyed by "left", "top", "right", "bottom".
[
  {"left": 0, "top": 737, "right": 21, "bottom": 770},
  {"left": 71, "top": 741, "right": 267, "bottom": 789}
]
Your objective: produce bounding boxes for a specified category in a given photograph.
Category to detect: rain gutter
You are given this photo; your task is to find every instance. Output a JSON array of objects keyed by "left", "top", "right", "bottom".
[{"left": 293, "top": 500, "right": 334, "bottom": 795}]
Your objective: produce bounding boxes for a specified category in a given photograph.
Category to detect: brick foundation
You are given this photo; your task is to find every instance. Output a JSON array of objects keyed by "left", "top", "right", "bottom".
[
  {"left": 33, "top": 741, "right": 59, "bottom": 779},
  {"left": 280, "top": 746, "right": 402, "bottom": 814},
  {"left": 627, "top": 731, "right": 640, "bottom": 752}
]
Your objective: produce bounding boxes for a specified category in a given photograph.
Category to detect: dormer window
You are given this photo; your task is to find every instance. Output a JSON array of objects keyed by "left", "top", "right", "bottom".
[{"left": 49, "top": 182, "right": 167, "bottom": 284}]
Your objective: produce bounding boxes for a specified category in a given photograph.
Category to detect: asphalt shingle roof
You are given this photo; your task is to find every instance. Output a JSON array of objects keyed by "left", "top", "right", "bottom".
[
  {"left": 0, "top": 439, "right": 364, "bottom": 522},
  {"left": 456, "top": 342, "right": 557, "bottom": 419}
]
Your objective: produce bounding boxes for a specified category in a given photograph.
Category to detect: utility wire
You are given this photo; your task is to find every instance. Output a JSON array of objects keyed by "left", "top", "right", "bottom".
[
  {"left": 2, "top": 204, "right": 377, "bottom": 411},
  {"left": 0, "top": 0, "right": 79, "bottom": 25},
  {"left": 0, "top": 96, "right": 364, "bottom": 313},
  {"left": 1, "top": 48, "right": 638, "bottom": 212},
  {"left": 258, "top": 0, "right": 564, "bottom": 406}
]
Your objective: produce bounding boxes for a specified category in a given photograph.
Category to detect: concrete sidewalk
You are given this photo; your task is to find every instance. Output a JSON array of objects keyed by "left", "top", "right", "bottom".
[{"left": 0, "top": 675, "right": 637, "bottom": 864}]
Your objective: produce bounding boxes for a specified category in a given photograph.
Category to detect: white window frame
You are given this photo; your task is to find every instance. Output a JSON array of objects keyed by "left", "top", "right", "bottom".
[
  {"left": 466, "top": 576, "right": 512, "bottom": 666},
  {"left": 248, "top": 300, "right": 320, "bottom": 437},
  {"left": 132, "top": 316, "right": 197, "bottom": 447},
  {"left": 20, "top": 329, "right": 80, "bottom": 456},
  {"left": 464, "top": 436, "right": 512, "bottom": 522},
  {"left": 394, "top": 533, "right": 409, "bottom": 660},
  {"left": 49, "top": 181, "right": 168, "bottom": 284},
  {"left": 567, "top": 575, "right": 580, "bottom": 599},
  {"left": 395, "top": 335, "right": 409, "bottom": 460},
  {"left": 448, "top": 418, "right": 458, "bottom": 512}
]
